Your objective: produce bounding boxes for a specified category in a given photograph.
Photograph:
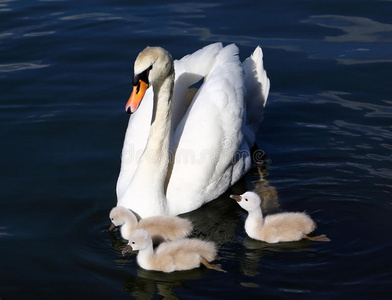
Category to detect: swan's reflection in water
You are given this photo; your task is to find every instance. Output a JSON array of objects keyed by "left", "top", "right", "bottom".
[{"left": 113, "top": 164, "right": 283, "bottom": 299}]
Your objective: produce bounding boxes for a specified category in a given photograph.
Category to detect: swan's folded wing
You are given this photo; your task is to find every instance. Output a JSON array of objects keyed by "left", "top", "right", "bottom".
[
  {"left": 171, "top": 43, "right": 223, "bottom": 132},
  {"left": 167, "top": 44, "right": 249, "bottom": 215}
]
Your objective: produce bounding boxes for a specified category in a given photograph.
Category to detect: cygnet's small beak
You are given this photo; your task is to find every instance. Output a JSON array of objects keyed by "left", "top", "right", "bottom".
[
  {"left": 230, "top": 195, "right": 242, "bottom": 202},
  {"left": 122, "top": 245, "right": 133, "bottom": 256},
  {"left": 109, "top": 222, "right": 116, "bottom": 231}
]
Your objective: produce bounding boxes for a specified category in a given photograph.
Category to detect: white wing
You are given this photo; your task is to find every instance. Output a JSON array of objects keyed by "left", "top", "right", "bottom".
[
  {"left": 166, "top": 44, "right": 250, "bottom": 215},
  {"left": 242, "top": 46, "right": 270, "bottom": 133}
]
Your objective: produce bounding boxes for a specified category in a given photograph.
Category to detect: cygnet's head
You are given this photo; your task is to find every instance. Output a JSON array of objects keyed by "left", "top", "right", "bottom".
[
  {"left": 122, "top": 229, "right": 150, "bottom": 256},
  {"left": 109, "top": 206, "right": 130, "bottom": 230},
  {"left": 230, "top": 191, "right": 261, "bottom": 212}
]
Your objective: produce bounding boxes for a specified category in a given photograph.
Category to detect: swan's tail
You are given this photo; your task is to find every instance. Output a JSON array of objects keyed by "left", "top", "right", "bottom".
[{"left": 242, "top": 46, "right": 270, "bottom": 132}]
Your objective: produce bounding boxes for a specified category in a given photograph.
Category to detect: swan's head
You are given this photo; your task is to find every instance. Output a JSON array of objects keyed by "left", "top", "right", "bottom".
[
  {"left": 230, "top": 191, "right": 261, "bottom": 212},
  {"left": 108, "top": 206, "right": 132, "bottom": 230},
  {"left": 122, "top": 229, "right": 151, "bottom": 256},
  {"left": 125, "top": 46, "right": 174, "bottom": 114}
]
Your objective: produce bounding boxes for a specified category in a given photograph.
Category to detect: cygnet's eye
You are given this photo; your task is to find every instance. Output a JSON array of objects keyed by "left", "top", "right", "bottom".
[
  {"left": 111, "top": 218, "right": 114, "bottom": 221},
  {"left": 132, "top": 241, "right": 135, "bottom": 244}
]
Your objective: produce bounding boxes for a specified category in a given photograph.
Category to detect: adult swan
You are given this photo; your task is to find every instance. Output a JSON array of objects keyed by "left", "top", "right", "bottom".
[{"left": 117, "top": 43, "right": 270, "bottom": 217}]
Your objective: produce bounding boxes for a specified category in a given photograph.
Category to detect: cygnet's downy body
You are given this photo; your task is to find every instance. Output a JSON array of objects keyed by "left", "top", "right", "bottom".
[
  {"left": 109, "top": 206, "right": 193, "bottom": 243},
  {"left": 122, "top": 229, "right": 226, "bottom": 273}
]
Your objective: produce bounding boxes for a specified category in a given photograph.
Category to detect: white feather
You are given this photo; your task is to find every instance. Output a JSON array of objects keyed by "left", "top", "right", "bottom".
[{"left": 117, "top": 43, "right": 270, "bottom": 217}]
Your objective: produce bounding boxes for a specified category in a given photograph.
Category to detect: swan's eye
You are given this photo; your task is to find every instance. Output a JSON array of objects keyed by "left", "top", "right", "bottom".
[
  {"left": 245, "top": 198, "right": 248, "bottom": 201},
  {"left": 132, "top": 74, "right": 139, "bottom": 86},
  {"left": 132, "top": 242, "right": 135, "bottom": 244},
  {"left": 111, "top": 218, "right": 114, "bottom": 221},
  {"left": 133, "top": 66, "right": 152, "bottom": 90},
  {"left": 141, "top": 66, "right": 152, "bottom": 83}
]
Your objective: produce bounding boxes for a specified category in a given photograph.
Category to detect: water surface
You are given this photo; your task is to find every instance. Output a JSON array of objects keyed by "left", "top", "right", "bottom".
[{"left": 1, "top": 0, "right": 391, "bottom": 299}]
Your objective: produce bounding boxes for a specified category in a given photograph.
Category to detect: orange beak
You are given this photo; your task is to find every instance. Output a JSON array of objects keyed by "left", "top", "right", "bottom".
[{"left": 125, "top": 79, "right": 148, "bottom": 114}]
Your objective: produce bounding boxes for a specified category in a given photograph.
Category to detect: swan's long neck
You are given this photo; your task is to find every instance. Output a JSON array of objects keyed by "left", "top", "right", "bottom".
[
  {"left": 245, "top": 207, "right": 264, "bottom": 235},
  {"left": 145, "top": 75, "right": 174, "bottom": 168},
  {"left": 142, "top": 74, "right": 173, "bottom": 181},
  {"left": 134, "top": 73, "right": 174, "bottom": 215}
]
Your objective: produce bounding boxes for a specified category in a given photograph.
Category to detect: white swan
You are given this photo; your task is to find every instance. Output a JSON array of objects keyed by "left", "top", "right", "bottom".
[
  {"left": 230, "top": 192, "right": 331, "bottom": 243},
  {"left": 122, "top": 229, "right": 225, "bottom": 273},
  {"left": 117, "top": 43, "right": 270, "bottom": 217}
]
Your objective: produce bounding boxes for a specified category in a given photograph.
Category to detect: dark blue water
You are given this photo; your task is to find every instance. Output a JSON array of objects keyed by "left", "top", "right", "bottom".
[{"left": 1, "top": 0, "right": 391, "bottom": 299}]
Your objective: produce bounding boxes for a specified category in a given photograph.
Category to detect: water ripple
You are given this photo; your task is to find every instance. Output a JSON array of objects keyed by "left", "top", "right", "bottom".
[
  {"left": 23, "top": 31, "right": 55, "bottom": 37},
  {"left": 305, "top": 15, "right": 392, "bottom": 43},
  {"left": 314, "top": 91, "right": 392, "bottom": 118},
  {"left": 60, "top": 12, "right": 122, "bottom": 21},
  {"left": 0, "top": 62, "right": 50, "bottom": 72},
  {"left": 334, "top": 120, "right": 392, "bottom": 140}
]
